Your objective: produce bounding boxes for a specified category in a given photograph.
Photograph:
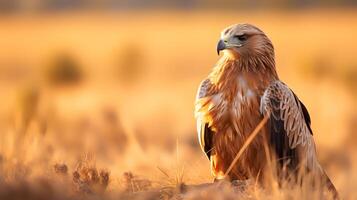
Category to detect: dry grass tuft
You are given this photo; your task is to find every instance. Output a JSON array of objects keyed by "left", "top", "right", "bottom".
[
  {"left": 72, "top": 157, "right": 110, "bottom": 195},
  {"left": 44, "top": 52, "right": 83, "bottom": 86},
  {"left": 121, "top": 172, "right": 152, "bottom": 193}
]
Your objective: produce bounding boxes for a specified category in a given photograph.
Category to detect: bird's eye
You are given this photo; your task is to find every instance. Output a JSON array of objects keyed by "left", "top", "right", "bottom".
[{"left": 235, "top": 34, "right": 247, "bottom": 41}]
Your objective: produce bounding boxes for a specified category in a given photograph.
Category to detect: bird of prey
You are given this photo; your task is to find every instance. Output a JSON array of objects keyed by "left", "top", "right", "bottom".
[{"left": 195, "top": 24, "right": 338, "bottom": 197}]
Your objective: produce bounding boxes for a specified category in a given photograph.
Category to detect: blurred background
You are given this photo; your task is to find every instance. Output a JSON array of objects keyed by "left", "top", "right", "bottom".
[{"left": 0, "top": 0, "right": 356, "bottom": 199}]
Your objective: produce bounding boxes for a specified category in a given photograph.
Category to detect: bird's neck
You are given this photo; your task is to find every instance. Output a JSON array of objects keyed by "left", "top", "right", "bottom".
[{"left": 209, "top": 55, "right": 278, "bottom": 93}]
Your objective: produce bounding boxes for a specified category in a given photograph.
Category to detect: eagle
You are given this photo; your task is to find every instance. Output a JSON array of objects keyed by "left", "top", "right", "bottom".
[{"left": 194, "top": 24, "right": 338, "bottom": 197}]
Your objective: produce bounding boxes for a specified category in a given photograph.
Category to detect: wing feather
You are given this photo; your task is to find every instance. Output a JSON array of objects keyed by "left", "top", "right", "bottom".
[
  {"left": 195, "top": 79, "right": 214, "bottom": 159},
  {"left": 260, "top": 81, "right": 317, "bottom": 169}
]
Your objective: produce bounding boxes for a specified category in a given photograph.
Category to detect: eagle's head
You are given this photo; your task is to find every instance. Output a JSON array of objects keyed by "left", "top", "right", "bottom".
[{"left": 217, "top": 24, "right": 274, "bottom": 64}]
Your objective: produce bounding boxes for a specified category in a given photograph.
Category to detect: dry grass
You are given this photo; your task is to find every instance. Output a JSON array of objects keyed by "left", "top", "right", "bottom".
[{"left": 0, "top": 9, "right": 356, "bottom": 200}]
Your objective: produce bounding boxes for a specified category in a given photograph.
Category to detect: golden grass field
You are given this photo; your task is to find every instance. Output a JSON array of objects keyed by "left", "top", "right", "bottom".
[{"left": 0, "top": 9, "right": 356, "bottom": 199}]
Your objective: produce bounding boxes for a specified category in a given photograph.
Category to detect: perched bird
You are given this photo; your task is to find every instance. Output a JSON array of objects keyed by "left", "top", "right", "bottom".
[{"left": 195, "top": 24, "right": 338, "bottom": 197}]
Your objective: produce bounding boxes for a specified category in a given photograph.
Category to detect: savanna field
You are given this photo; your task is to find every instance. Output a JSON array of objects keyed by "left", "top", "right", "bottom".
[{"left": 0, "top": 9, "right": 356, "bottom": 199}]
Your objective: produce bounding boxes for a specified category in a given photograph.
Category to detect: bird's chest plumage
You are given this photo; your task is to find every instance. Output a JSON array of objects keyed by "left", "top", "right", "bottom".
[
  {"left": 199, "top": 74, "right": 266, "bottom": 179},
  {"left": 207, "top": 76, "right": 262, "bottom": 135}
]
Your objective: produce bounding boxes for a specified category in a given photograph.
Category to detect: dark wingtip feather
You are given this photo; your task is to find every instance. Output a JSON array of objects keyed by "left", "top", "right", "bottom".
[{"left": 291, "top": 91, "right": 313, "bottom": 135}]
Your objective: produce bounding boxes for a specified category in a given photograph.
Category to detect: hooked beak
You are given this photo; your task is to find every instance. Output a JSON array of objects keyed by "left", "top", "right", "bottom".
[{"left": 217, "top": 39, "right": 226, "bottom": 55}]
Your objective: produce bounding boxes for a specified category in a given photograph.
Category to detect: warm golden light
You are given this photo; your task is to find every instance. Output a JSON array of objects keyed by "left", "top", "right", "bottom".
[{"left": 0, "top": 2, "right": 356, "bottom": 199}]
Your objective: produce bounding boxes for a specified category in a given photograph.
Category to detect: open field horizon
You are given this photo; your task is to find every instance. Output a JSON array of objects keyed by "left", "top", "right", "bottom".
[{"left": 0, "top": 9, "right": 356, "bottom": 199}]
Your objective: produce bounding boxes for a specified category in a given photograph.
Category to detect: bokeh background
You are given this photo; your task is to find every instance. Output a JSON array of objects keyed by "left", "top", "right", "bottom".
[{"left": 0, "top": 1, "right": 356, "bottom": 199}]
